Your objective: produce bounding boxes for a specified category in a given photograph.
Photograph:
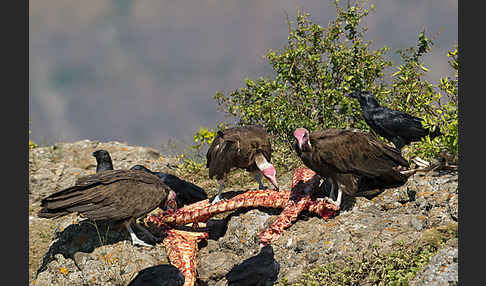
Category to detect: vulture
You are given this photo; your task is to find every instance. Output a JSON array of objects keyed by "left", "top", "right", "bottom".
[
  {"left": 37, "top": 169, "right": 177, "bottom": 247},
  {"left": 92, "top": 149, "right": 114, "bottom": 172},
  {"left": 206, "top": 125, "right": 279, "bottom": 203},
  {"left": 127, "top": 264, "right": 185, "bottom": 286},
  {"left": 346, "top": 91, "right": 442, "bottom": 150},
  {"left": 225, "top": 245, "right": 280, "bottom": 286},
  {"left": 293, "top": 128, "right": 410, "bottom": 207},
  {"left": 130, "top": 165, "right": 208, "bottom": 207}
]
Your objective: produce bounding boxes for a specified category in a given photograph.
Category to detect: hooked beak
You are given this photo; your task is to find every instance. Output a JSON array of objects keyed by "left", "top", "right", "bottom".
[
  {"left": 164, "top": 190, "right": 178, "bottom": 211},
  {"left": 262, "top": 166, "right": 279, "bottom": 191},
  {"left": 267, "top": 176, "right": 279, "bottom": 191}
]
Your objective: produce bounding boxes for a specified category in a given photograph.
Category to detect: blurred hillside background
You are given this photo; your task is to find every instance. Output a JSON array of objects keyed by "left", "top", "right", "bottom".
[{"left": 29, "top": 0, "right": 457, "bottom": 153}]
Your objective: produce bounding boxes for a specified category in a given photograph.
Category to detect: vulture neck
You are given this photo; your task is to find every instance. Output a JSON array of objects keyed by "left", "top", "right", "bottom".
[
  {"left": 254, "top": 153, "right": 271, "bottom": 171},
  {"left": 359, "top": 95, "right": 381, "bottom": 109}
]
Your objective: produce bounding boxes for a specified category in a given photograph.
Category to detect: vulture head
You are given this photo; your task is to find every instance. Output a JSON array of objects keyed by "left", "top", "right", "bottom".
[
  {"left": 262, "top": 164, "right": 279, "bottom": 191},
  {"left": 293, "top": 128, "right": 311, "bottom": 151},
  {"left": 164, "top": 189, "right": 178, "bottom": 211},
  {"left": 254, "top": 155, "right": 279, "bottom": 191},
  {"left": 345, "top": 91, "right": 380, "bottom": 108},
  {"left": 93, "top": 149, "right": 111, "bottom": 162}
]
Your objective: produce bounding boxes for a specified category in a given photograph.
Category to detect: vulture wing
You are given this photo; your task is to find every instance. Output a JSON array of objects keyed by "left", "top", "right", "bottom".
[
  {"left": 310, "top": 129, "right": 409, "bottom": 178},
  {"left": 206, "top": 126, "right": 272, "bottom": 179},
  {"left": 38, "top": 170, "right": 171, "bottom": 222},
  {"left": 369, "top": 108, "right": 430, "bottom": 140}
]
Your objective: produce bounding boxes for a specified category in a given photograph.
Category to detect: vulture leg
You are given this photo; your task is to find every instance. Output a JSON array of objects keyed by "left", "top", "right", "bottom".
[
  {"left": 252, "top": 170, "right": 266, "bottom": 190},
  {"left": 326, "top": 177, "right": 342, "bottom": 208},
  {"left": 134, "top": 222, "right": 162, "bottom": 243},
  {"left": 211, "top": 179, "right": 225, "bottom": 204},
  {"left": 123, "top": 221, "right": 153, "bottom": 247}
]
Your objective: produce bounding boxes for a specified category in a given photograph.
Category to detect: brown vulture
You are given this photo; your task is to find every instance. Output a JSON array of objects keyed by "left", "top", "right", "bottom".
[
  {"left": 206, "top": 125, "right": 279, "bottom": 203},
  {"left": 346, "top": 91, "right": 442, "bottom": 150},
  {"left": 37, "top": 169, "right": 177, "bottom": 247},
  {"left": 293, "top": 128, "right": 410, "bottom": 207}
]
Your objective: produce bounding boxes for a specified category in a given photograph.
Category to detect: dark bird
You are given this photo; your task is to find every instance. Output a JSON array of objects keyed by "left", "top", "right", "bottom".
[
  {"left": 130, "top": 165, "right": 208, "bottom": 208},
  {"left": 127, "top": 264, "right": 184, "bottom": 286},
  {"left": 206, "top": 125, "right": 279, "bottom": 204},
  {"left": 37, "top": 169, "right": 177, "bottom": 247},
  {"left": 346, "top": 91, "right": 442, "bottom": 150},
  {"left": 92, "top": 149, "right": 114, "bottom": 172},
  {"left": 293, "top": 128, "right": 410, "bottom": 207},
  {"left": 226, "top": 245, "right": 280, "bottom": 286}
]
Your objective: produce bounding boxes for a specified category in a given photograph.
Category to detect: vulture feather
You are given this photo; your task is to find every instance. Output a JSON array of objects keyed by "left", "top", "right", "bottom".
[
  {"left": 346, "top": 91, "right": 442, "bottom": 150},
  {"left": 293, "top": 128, "right": 410, "bottom": 207},
  {"left": 130, "top": 165, "right": 208, "bottom": 207},
  {"left": 38, "top": 169, "right": 177, "bottom": 247},
  {"left": 206, "top": 125, "right": 278, "bottom": 203},
  {"left": 92, "top": 149, "right": 114, "bottom": 173}
]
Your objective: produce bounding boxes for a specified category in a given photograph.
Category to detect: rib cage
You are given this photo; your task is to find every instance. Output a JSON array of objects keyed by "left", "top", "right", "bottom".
[
  {"left": 145, "top": 168, "right": 339, "bottom": 241},
  {"left": 143, "top": 168, "right": 340, "bottom": 286},
  {"left": 162, "top": 229, "right": 208, "bottom": 286}
]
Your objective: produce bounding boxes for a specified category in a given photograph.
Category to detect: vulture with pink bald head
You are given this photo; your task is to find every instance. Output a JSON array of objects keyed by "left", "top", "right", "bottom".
[
  {"left": 206, "top": 125, "right": 279, "bottom": 203},
  {"left": 293, "top": 128, "right": 410, "bottom": 207}
]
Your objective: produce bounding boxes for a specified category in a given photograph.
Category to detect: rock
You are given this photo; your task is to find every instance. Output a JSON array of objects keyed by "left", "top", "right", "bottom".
[
  {"left": 409, "top": 247, "right": 458, "bottom": 286},
  {"left": 447, "top": 193, "right": 458, "bottom": 221},
  {"left": 29, "top": 140, "right": 459, "bottom": 285}
]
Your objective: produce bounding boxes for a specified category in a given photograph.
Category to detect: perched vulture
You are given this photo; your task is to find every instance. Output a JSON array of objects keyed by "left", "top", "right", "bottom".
[
  {"left": 225, "top": 245, "right": 280, "bottom": 286},
  {"left": 92, "top": 149, "right": 114, "bottom": 173},
  {"left": 37, "top": 169, "right": 177, "bottom": 247},
  {"left": 130, "top": 165, "right": 208, "bottom": 208},
  {"left": 206, "top": 125, "right": 278, "bottom": 203},
  {"left": 127, "top": 264, "right": 185, "bottom": 286},
  {"left": 346, "top": 91, "right": 442, "bottom": 150},
  {"left": 293, "top": 128, "right": 410, "bottom": 207}
]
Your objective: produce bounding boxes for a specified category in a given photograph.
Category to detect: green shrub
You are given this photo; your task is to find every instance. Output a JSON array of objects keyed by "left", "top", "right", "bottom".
[
  {"left": 282, "top": 244, "right": 437, "bottom": 286},
  {"left": 215, "top": 1, "right": 390, "bottom": 143},
  {"left": 213, "top": 0, "right": 458, "bottom": 164}
]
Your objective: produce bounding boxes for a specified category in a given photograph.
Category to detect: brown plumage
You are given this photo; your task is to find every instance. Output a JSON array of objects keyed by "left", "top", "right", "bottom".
[
  {"left": 206, "top": 125, "right": 278, "bottom": 203},
  {"left": 293, "top": 128, "right": 410, "bottom": 206},
  {"left": 38, "top": 169, "right": 177, "bottom": 247}
]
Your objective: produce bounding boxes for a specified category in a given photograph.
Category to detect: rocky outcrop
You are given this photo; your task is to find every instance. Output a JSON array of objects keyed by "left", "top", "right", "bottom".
[{"left": 29, "top": 140, "right": 458, "bottom": 285}]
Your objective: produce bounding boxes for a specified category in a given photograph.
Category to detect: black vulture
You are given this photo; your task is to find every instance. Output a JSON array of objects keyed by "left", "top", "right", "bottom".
[
  {"left": 130, "top": 165, "right": 208, "bottom": 208},
  {"left": 127, "top": 264, "right": 184, "bottom": 286},
  {"left": 346, "top": 91, "right": 441, "bottom": 150},
  {"left": 293, "top": 128, "right": 410, "bottom": 207},
  {"left": 225, "top": 245, "right": 280, "bottom": 286},
  {"left": 92, "top": 149, "right": 114, "bottom": 172},
  {"left": 37, "top": 169, "right": 177, "bottom": 247},
  {"left": 206, "top": 125, "right": 278, "bottom": 204}
]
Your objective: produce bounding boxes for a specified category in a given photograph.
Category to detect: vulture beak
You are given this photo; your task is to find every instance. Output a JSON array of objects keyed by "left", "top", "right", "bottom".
[
  {"left": 164, "top": 190, "right": 178, "bottom": 210},
  {"left": 262, "top": 165, "right": 279, "bottom": 191},
  {"left": 293, "top": 128, "right": 309, "bottom": 150}
]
